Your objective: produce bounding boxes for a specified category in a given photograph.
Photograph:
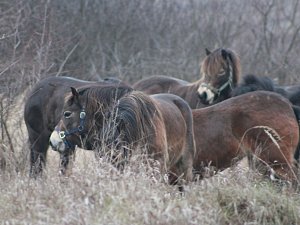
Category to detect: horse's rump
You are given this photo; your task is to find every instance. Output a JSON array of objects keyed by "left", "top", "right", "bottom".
[{"left": 193, "top": 91, "right": 299, "bottom": 181}]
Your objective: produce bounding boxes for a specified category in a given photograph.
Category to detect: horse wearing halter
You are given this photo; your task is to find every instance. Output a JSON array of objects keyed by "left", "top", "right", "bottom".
[
  {"left": 58, "top": 108, "right": 86, "bottom": 149},
  {"left": 199, "top": 54, "right": 234, "bottom": 98}
]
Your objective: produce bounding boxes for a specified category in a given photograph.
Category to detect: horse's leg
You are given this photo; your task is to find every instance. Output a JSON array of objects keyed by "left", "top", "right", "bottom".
[
  {"left": 59, "top": 149, "right": 76, "bottom": 176},
  {"left": 254, "top": 145, "right": 298, "bottom": 184},
  {"left": 269, "top": 163, "right": 298, "bottom": 185},
  {"left": 169, "top": 148, "right": 194, "bottom": 185},
  {"left": 29, "top": 130, "right": 50, "bottom": 178},
  {"left": 168, "top": 157, "right": 192, "bottom": 184},
  {"left": 169, "top": 98, "right": 195, "bottom": 185},
  {"left": 168, "top": 144, "right": 193, "bottom": 192}
]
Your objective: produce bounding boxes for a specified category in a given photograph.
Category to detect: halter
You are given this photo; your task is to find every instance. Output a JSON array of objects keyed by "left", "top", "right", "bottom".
[
  {"left": 200, "top": 58, "right": 233, "bottom": 98},
  {"left": 58, "top": 108, "right": 86, "bottom": 149}
]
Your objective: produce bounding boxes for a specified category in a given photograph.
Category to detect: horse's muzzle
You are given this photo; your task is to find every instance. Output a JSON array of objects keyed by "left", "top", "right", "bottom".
[
  {"left": 49, "top": 130, "right": 66, "bottom": 152},
  {"left": 198, "top": 91, "right": 207, "bottom": 102}
]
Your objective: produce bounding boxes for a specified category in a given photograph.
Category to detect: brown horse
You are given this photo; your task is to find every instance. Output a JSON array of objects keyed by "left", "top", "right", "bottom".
[
  {"left": 50, "top": 89, "right": 195, "bottom": 185},
  {"left": 193, "top": 91, "right": 299, "bottom": 183},
  {"left": 197, "top": 48, "right": 241, "bottom": 104},
  {"left": 24, "top": 76, "right": 132, "bottom": 177},
  {"left": 133, "top": 48, "right": 241, "bottom": 108}
]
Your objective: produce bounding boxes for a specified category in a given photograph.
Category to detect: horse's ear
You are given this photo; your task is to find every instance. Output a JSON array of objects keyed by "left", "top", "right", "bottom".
[
  {"left": 205, "top": 48, "right": 211, "bottom": 56},
  {"left": 71, "top": 87, "right": 79, "bottom": 98},
  {"left": 221, "top": 49, "right": 228, "bottom": 59}
]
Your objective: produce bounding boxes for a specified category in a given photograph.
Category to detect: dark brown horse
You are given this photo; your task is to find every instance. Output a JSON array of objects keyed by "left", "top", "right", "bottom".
[
  {"left": 24, "top": 76, "right": 131, "bottom": 177},
  {"left": 50, "top": 90, "right": 195, "bottom": 185},
  {"left": 133, "top": 48, "right": 241, "bottom": 108},
  {"left": 232, "top": 74, "right": 300, "bottom": 107},
  {"left": 193, "top": 91, "right": 299, "bottom": 182}
]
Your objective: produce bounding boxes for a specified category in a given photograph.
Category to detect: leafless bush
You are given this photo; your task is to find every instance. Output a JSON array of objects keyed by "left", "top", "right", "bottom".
[{"left": 1, "top": 0, "right": 300, "bottom": 92}]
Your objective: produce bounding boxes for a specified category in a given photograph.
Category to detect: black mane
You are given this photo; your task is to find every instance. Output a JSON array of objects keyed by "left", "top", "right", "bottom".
[{"left": 231, "top": 74, "right": 277, "bottom": 97}]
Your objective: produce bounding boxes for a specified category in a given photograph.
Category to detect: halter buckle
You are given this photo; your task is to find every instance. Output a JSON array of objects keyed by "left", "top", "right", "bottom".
[
  {"left": 78, "top": 125, "right": 83, "bottom": 132},
  {"left": 59, "top": 131, "right": 66, "bottom": 139},
  {"left": 80, "top": 111, "right": 86, "bottom": 119}
]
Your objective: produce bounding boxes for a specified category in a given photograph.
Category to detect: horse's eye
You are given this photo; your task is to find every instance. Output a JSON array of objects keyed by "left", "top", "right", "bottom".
[
  {"left": 63, "top": 111, "right": 72, "bottom": 118},
  {"left": 218, "top": 70, "right": 226, "bottom": 76}
]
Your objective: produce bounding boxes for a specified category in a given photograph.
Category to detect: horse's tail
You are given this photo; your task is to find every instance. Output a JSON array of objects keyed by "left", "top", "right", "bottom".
[
  {"left": 151, "top": 94, "right": 194, "bottom": 184},
  {"left": 171, "top": 97, "right": 195, "bottom": 159},
  {"left": 232, "top": 74, "right": 275, "bottom": 97},
  {"left": 292, "top": 105, "right": 300, "bottom": 163}
]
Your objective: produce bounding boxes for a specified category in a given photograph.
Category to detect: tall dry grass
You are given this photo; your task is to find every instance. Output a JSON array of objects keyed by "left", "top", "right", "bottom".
[{"left": 1, "top": 149, "right": 300, "bottom": 225}]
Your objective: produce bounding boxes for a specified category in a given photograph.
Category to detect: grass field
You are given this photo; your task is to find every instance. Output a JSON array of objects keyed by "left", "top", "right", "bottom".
[{"left": 1, "top": 148, "right": 300, "bottom": 225}]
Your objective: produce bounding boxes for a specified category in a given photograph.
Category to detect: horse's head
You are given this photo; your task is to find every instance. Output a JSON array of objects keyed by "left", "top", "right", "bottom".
[
  {"left": 49, "top": 87, "right": 96, "bottom": 154},
  {"left": 49, "top": 84, "right": 133, "bottom": 153},
  {"left": 198, "top": 48, "right": 241, "bottom": 104}
]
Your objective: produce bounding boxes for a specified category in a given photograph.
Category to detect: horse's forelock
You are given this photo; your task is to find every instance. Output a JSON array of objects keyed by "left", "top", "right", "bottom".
[{"left": 201, "top": 51, "right": 225, "bottom": 77}]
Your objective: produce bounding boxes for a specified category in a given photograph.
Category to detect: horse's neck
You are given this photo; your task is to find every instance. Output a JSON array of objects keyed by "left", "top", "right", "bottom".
[
  {"left": 173, "top": 80, "right": 198, "bottom": 96},
  {"left": 186, "top": 79, "right": 202, "bottom": 89},
  {"left": 172, "top": 80, "right": 206, "bottom": 109},
  {"left": 216, "top": 92, "right": 231, "bottom": 104}
]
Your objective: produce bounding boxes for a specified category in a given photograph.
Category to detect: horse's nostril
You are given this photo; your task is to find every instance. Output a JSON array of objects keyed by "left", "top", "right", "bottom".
[
  {"left": 199, "top": 92, "right": 207, "bottom": 101},
  {"left": 49, "top": 140, "right": 57, "bottom": 151}
]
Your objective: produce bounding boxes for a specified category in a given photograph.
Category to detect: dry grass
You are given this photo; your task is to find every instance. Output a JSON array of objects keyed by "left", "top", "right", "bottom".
[{"left": 1, "top": 149, "right": 300, "bottom": 225}]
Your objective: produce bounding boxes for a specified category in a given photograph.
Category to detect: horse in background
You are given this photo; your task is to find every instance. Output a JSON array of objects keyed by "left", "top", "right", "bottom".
[
  {"left": 50, "top": 89, "right": 195, "bottom": 185},
  {"left": 197, "top": 48, "right": 241, "bottom": 104},
  {"left": 192, "top": 91, "right": 299, "bottom": 183},
  {"left": 133, "top": 48, "right": 241, "bottom": 108},
  {"left": 24, "top": 76, "right": 131, "bottom": 177},
  {"left": 232, "top": 74, "right": 300, "bottom": 107}
]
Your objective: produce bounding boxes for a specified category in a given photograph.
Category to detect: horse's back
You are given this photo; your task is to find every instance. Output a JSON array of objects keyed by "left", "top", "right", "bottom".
[
  {"left": 152, "top": 93, "right": 192, "bottom": 119},
  {"left": 133, "top": 75, "right": 189, "bottom": 94},
  {"left": 212, "top": 91, "right": 297, "bottom": 126},
  {"left": 24, "top": 76, "right": 126, "bottom": 134},
  {"left": 25, "top": 77, "right": 96, "bottom": 128}
]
